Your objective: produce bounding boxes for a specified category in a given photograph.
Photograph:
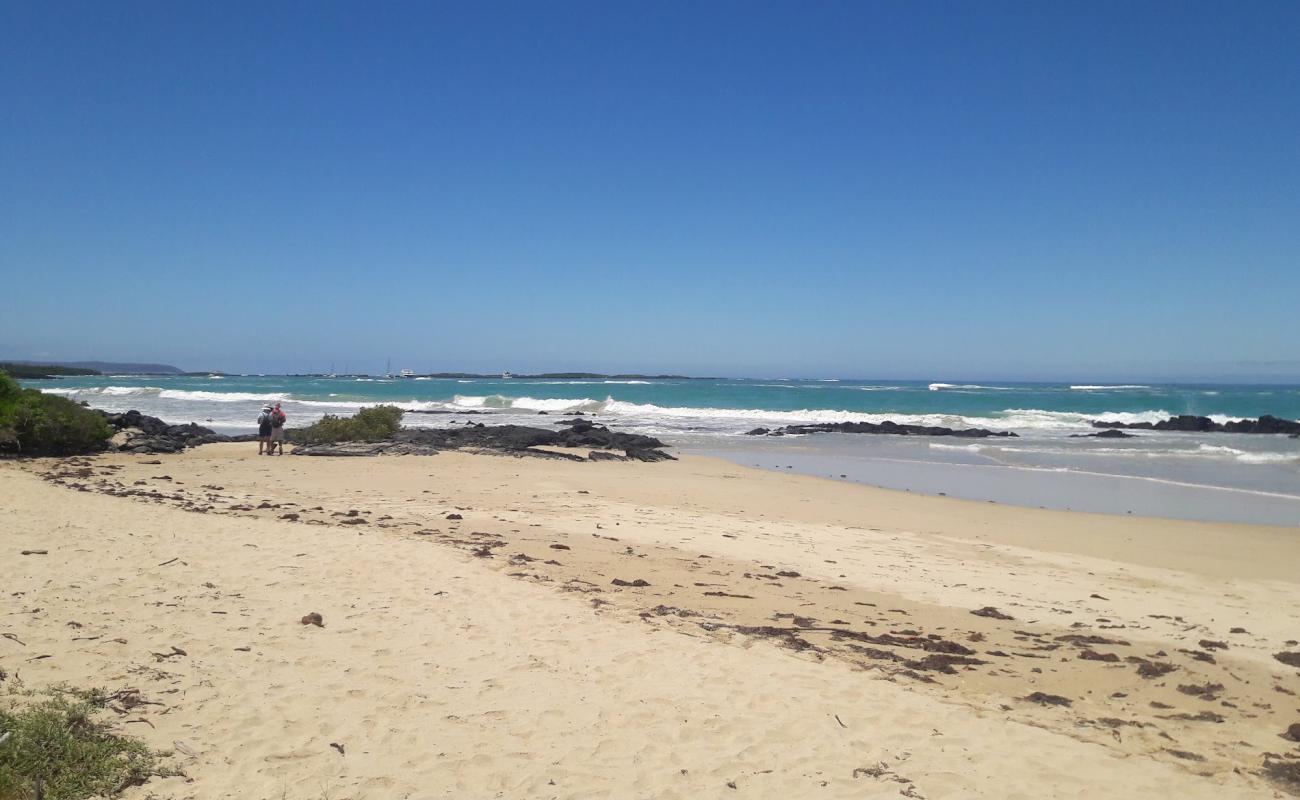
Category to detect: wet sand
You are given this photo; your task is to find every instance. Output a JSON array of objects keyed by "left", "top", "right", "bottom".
[{"left": 3, "top": 443, "right": 1299, "bottom": 798}]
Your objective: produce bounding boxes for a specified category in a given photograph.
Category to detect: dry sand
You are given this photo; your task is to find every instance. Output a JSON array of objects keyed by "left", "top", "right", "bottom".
[{"left": 3, "top": 443, "right": 1300, "bottom": 798}]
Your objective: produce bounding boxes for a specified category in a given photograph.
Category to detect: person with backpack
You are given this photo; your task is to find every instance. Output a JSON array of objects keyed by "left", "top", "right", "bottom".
[
  {"left": 269, "top": 402, "right": 287, "bottom": 454},
  {"left": 257, "top": 404, "right": 274, "bottom": 455}
]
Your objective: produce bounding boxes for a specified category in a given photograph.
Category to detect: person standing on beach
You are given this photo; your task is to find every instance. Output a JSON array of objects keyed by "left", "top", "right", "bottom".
[
  {"left": 270, "top": 402, "right": 287, "bottom": 454},
  {"left": 257, "top": 404, "right": 274, "bottom": 455}
]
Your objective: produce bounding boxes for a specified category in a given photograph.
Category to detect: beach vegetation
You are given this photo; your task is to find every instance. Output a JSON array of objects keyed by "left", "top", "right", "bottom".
[
  {"left": 0, "top": 373, "right": 113, "bottom": 456},
  {"left": 0, "top": 682, "right": 174, "bottom": 800},
  {"left": 294, "top": 404, "right": 404, "bottom": 444}
]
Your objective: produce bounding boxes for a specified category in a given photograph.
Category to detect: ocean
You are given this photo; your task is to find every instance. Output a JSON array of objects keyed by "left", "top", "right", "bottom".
[{"left": 26, "top": 375, "right": 1300, "bottom": 526}]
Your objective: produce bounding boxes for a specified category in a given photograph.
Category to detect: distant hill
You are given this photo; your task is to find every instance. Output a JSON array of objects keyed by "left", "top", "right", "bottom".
[{"left": 4, "top": 360, "right": 184, "bottom": 375}]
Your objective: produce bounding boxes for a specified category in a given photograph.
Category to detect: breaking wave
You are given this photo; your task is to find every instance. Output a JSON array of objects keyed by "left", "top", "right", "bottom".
[
  {"left": 1196, "top": 444, "right": 1298, "bottom": 464},
  {"left": 449, "top": 394, "right": 607, "bottom": 413},
  {"left": 928, "top": 383, "right": 1014, "bottom": 391}
]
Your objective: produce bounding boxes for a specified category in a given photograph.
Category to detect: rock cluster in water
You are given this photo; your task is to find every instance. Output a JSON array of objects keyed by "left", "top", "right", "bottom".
[
  {"left": 1068, "top": 429, "right": 1137, "bottom": 439},
  {"left": 745, "top": 421, "right": 1018, "bottom": 438},
  {"left": 1091, "top": 414, "right": 1300, "bottom": 434}
]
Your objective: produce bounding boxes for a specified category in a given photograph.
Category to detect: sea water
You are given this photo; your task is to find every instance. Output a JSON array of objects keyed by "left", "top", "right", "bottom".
[{"left": 26, "top": 376, "right": 1300, "bottom": 525}]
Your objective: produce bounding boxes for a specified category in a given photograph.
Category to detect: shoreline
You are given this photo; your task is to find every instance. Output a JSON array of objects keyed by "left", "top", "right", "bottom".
[
  {"left": 690, "top": 438, "right": 1300, "bottom": 527},
  {"left": 19, "top": 377, "right": 1300, "bottom": 526},
  {"left": 4, "top": 444, "right": 1300, "bottom": 797}
]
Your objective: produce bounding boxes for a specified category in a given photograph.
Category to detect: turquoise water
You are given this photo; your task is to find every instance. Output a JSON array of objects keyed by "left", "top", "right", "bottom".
[
  {"left": 25, "top": 375, "right": 1300, "bottom": 524},
  {"left": 24, "top": 375, "right": 1300, "bottom": 431}
]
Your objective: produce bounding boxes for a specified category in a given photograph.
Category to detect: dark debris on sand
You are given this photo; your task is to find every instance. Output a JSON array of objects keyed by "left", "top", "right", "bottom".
[
  {"left": 1275, "top": 651, "right": 1300, "bottom": 668},
  {"left": 1023, "top": 692, "right": 1072, "bottom": 707}
]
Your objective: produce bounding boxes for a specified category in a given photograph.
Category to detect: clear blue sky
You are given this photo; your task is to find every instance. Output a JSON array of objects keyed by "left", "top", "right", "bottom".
[{"left": 2, "top": 1, "right": 1297, "bottom": 380}]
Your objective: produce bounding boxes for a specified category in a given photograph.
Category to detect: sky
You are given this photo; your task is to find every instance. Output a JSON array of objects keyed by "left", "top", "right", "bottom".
[{"left": 2, "top": 1, "right": 1298, "bottom": 381}]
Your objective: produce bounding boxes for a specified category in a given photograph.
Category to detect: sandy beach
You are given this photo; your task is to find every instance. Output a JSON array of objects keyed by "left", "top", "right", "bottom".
[{"left": 3, "top": 444, "right": 1299, "bottom": 798}]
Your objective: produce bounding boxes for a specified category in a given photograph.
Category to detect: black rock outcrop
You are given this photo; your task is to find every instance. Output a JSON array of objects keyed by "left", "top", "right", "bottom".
[
  {"left": 97, "top": 410, "right": 255, "bottom": 454},
  {"left": 1069, "top": 429, "right": 1136, "bottom": 439},
  {"left": 1091, "top": 414, "right": 1300, "bottom": 434},
  {"left": 291, "top": 419, "right": 675, "bottom": 462},
  {"left": 745, "top": 421, "right": 1017, "bottom": 438}
]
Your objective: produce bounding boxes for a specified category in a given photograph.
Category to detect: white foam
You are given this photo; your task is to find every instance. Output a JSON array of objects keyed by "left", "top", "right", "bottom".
[
  {"left": 287, "top": 398, "right": 369, "bottom": 409},
  {"left": 1069, "top": 385, "right": 1151, "bottom": 391},
  {"left": 158, "top": 389, "right": 286, "bottom": 403},
  {"left": 37, "top": 386, "right": 162, "bottom": 397},
  {"left": 1194, "top": 443, "right": 1296, "bottom": 464},
  {"left": 928, "top": 383, "right": 1013, "bottom": 391},
  {"left": 1197, "top": 444, "right": 1243, "bottom": 456},
  {"left": 450, "top": 394, "right": 606, "bottom": 413},
  {"left": 1002, "top": 408, "right": 1175, "bottom": 429},
  {"left": 1237, "top": 452, "right": 1298, "bottom": 464}
]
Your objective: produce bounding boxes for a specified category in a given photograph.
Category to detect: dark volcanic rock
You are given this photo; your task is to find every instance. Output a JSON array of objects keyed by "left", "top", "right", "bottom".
[
  {"left": 1069, "top": 429, "right": 1136, "bottom": 439},
  {"left": 1023, "top": 692, "right": 1072, "bottom": 707},
  {"left": 97, "top": 410, "right": 256, "bottom": 454},
  {"left": 1275, "top": 651, "right": 1300, "bottom": 668},
  {"left": 750, "top": 421, "right": 1017, "bottom": 438},
  {"left": 291, "top": 421, "right": 675, "bottom": 462},
  {"left": 1092, "top": 414, "right": 1300, "bottom": 434}
]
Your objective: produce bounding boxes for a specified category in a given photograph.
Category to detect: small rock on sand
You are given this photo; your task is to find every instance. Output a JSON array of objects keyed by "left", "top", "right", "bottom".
[
  {"left": 1023, "top": 692, "right": 1072, "bottom": 707},
  {"left": 1274, "top": 651, "right": 1300, "bottom": 668}
]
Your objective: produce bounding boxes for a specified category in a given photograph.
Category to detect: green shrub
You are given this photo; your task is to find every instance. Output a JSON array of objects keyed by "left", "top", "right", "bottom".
[
  {"left": 0, "top": 373, "right": 113, "bottom": 456},
  {"left": 294, "top": 405, "right": 404, "bottom": 444},
  {"left": 0, "top": 684, "right": 172, "bottom": 800}
]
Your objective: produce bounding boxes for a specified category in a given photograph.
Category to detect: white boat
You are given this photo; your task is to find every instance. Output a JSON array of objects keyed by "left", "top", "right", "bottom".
[
  {"left": 501, "top": 371, "right": 513, "bottom": 379},
  {"left": 399, "top": 369, "right": 415, "bottom": 378}
]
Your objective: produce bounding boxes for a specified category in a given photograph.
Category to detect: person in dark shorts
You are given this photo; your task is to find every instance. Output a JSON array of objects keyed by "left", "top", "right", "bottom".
[{"left": 257, "top": 404, "right": 274, "bottom": 455}]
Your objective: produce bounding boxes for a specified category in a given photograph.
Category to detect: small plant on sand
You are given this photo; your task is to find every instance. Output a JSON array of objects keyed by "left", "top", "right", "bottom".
[
  {"left": 0, "top": 373, "right": 113, "bottom": 456},
  {"left": 294, "top": 404, "right": 404, "bottom": 444},
  {"left": 0, "top": 681, "right": 173, "bottom": 800}
]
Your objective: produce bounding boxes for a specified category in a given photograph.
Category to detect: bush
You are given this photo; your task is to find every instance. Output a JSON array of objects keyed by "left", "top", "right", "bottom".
[
  {"left": 294, "top": 405, "right": 404, "bottom": 444},
  {"left": 0, "top": 373, "right": 113, "bottom": 456},
  {"left": 0, "top": 683, "right": 172, "bottom": 800}
]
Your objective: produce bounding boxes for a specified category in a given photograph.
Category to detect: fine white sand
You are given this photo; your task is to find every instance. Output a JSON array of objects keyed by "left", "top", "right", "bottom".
[{"left": 3, "top": 445, "right": 1299, "bottom": 798}]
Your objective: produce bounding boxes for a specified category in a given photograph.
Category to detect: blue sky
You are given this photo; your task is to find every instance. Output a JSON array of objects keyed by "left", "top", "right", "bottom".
[{"left": 2, "top": 1, "right": 1297, "bottom": 380}]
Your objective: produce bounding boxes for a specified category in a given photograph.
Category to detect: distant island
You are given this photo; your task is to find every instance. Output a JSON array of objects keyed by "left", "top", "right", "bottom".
[
  {"left": 0, "top": 362, "right": 103, "bottom": 379},
  {"left": 420, "top": 373, "right": 710, "bottom": 380},
  {"left": 2, "top": 360, "right": 186, "bottom": 375},
  {"left": 287, "top": 372, "right": 716, "bottom": 380}
]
